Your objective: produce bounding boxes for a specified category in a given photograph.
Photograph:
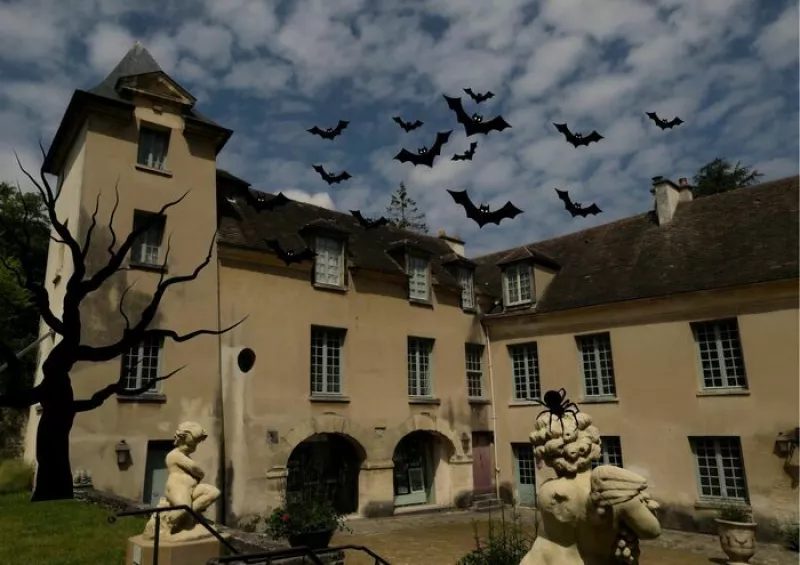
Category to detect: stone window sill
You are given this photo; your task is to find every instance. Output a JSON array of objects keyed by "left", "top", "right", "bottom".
[
  {"left": 117, "top": 393, "right": 167, "bottom": 404},
  {"left": 694, "top": 499, "right": 751, "bottom": 511},
  {"left": 579, "top": 396, "right": 620, "bottom": 404},
  {"left": 696, "top": 388, "right": 750, "bottom": 397},
  {"left": 128, "top": 261, "right": 167, "bottom": 274},
  {"left": 409, "top": 396, "right": 441, "bottom": 405},
  {"left": 508, "top": 400, "right": 541, "bottom": 407},
  {"left": 135, "top": 164, "right": 173, "bottom": 178},
  {"left": 468, "top": 397, "right": 491, "bottom": 405},
  {"left": 312, "top": 282, "right": 347, "bottom": 294},
  {"left": 409, "top": 298, "right": 433, "bottom": 308},
  {"left": 309, "top": 394, "right": 350, "bottom": 403}
]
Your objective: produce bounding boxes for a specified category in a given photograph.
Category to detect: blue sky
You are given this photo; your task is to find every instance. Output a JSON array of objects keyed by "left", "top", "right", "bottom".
[{"left": 0, "top": 0, "right": 797, "bottom": 255}]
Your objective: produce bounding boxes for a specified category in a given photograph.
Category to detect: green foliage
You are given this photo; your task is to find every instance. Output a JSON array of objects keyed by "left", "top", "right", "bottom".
[
  {"left": 456, "top": 508, "right": 533, "bottom": 565},
  {"left": 692, "top": 157, "right": 763, "bottom": 199},
  {"left": 266, "top": 473, "right": 352, "bottom": 540},
  {"left": 781, "top": 523, "right": 799, "bottom": 551},
  {"left": 385, "top": 181, "right": 429, "bottom": 233},
  {"left": 0, "top": 459, "right": 34, "bottom": 494},
  {"left": 717, "top": 502, "right": 753, "bottom": 523}
]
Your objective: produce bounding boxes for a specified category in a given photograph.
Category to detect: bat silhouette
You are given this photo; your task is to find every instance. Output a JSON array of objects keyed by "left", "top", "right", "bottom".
[
  {"left": 350, "top": 210, "right": 390, "bottom": 229},
  {"left": 444, "top": 95, "right": 511, "bottom": 137},
  {"left": 244, "top": 191, "right": 290, "bottom": 213},
  {"left": 447, "top": 189, "right": 523, "bottom": 228},
  {"left": 312, "top": 164, "right": 352, "bottom": 185},
  {"left": 464, "top": 88, "right": 495, "bottom": 103},
  {"left": 555, "top": 189, "right": 602, "bottom": 218},
  {"left": 451, "top": 142, "right": 478, "bottom": 161},
  {"left": 264, "top": 239, "right": 317, "bottom": 266},
  {"left": 553, "top": 123, "right": 604, "bottom": 147},
  {"left": 646, "top": 112, "right": 684, "bottom": 130},
  {"left": 306, "top": 120, "right": 349, "bottom": 140},
  {"left": 394, "top": 130, "right": 452, "bottom": 167},
  {"left": 393, "top": 116, "right": 424, "bottom": 132}
]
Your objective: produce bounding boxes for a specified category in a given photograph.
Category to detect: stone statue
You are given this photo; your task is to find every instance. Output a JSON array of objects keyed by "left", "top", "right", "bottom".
[
  {"left": 142, "top": 421, "right": 221, "bottom": 542},
  {"left": 519, "top": 408, "right": 661, "bottom": 565}
]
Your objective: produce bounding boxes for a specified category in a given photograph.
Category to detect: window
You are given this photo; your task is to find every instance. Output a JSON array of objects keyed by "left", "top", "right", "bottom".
[
  {"left": 577, "top": 333, "right": 617, "bottom": 397},
  {"left": 692, "top": 319, "right": 748, "bottom": 389},
  {"left": 503, "top": 263, "right": 532, "bottom": 306},
  {"left": 137, "top": 126, "right": 170, "bottom": 170},
  {"left": 465, "top": 344, "right": 484, "bottom": 398},
  {"left": 458, "top": 267, "right": 475, "bottom": 310},
  {"left": 509, "top": 342, "right": 540, "bottom": 401},
  {"left": 408, "top": 337, "right": 433, "bottom": 397},
  {"left": 407, "top": 255, "right": 430, "bottom": 301},
  {"left": 314, "top": 236, "right": 345, "bottom": 288},
  {"left": 592, "top": 436, "right": 624, "bottom": 468},
  {"left": 690, "top": 437, "right": 748, "bottom": 502},
  {"left": 310, "top": 327, "right": 344, "bottom": 395},
  {"left": 121, "top": 334, "right": 164, "bottom": 393},
  {"left": 131, "top": 211, "right": 166, "bottom": 265}
]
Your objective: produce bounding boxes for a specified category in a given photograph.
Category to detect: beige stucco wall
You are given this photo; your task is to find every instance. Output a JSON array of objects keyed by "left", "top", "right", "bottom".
[{"left": 486, "top": 279, "right": 799, "bottom": 538}]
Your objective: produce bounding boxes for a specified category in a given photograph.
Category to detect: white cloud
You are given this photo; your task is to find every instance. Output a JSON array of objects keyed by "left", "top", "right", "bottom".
[
  {"left": 174, "top": 21, "right": 234, "bottom": 70},
  {"left": 85, "top": 23, "right": 136, "bottom": 75},
  {"left": 512, "top": 35, "right": 588, "bottom": 100},
  {"left": 283, "top": 189, "right": 336, "bottom": 210},
  {"left": 753, "top": 2, "right": 799, "bottom": 70},
  {"left": 202, "top": 0, "right": 279, "bottom": 51}
]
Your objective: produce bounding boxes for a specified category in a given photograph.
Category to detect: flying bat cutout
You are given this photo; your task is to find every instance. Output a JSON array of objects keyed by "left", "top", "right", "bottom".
[
  {"left": 350, "top": 210, "right": 390, "bottom": 229},
  {"left": 464, "top": 88, "right": 495, "bottom": 103},
  {"left": 555, "top": 189, "right": 602, "bottom": 218},
  {"left": 447, "top": 189, "right": 523, "bottom": 228},
  {"left": 646, "top": 112, "right": 684, "bottom": 130},
  {"left": 312, "top": 164, "right": 352, "bottom": 185},
  {"left": 394, "top": 130, "right": 452, "bottom": 167},
  {"left": 307, "top": 120, "right": 350, "bottom": 140},
  {"left": 264, "top": 239, "right": 318, "bottom": 266},
  {"left": 451, "top": 142, "right": 478, "bottom": 161},
  {"left": 244, "top": 191, "right": 290, "bottom": 213},
  {"left": 553, "top": 123, "right": 604, "bottom": 147},
  {"left": 444, "top": 95, "right": 511, "bottom": 137},
  {"left": 393, "top": 116, "right": 424, "bottom": 132}
]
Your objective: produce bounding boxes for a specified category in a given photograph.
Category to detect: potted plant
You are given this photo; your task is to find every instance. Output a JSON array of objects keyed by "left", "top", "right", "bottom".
[
  {"left": 266, "top": 484, "right": 351, "bottom": 550},
  {"left": 714, "top": 502, "right": 757, "bottom": 564}
]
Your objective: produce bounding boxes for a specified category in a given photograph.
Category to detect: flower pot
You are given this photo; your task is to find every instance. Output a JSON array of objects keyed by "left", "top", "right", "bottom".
[
  {"left": 288, "top": 528, "right": 334, "bottom": 550},
  {"left": 715, "top": 518, "right": 757, "bottom": 564}
]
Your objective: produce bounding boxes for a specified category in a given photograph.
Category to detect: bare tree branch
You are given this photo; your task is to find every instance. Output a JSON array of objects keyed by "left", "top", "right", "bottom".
[
  {"left": 118, "top": 281, "right": 138, "bottom": 331},
  {"left": 106, "top": 180, "right": 121, "bottom": 258},
  {"left": 81, "top": 191, "right": 102, "bottom": 260},
  {"left": 72, "top": 365, "right": 186, "bottom": 413}
]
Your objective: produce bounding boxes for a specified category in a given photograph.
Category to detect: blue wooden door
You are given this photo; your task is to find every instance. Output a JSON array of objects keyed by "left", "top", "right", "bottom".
[
  {"left": 512, "top": 443, "right": 537, "bottom": 507},
  {"left": 143, "top": 441, "right": 173, "bottom": 506}
]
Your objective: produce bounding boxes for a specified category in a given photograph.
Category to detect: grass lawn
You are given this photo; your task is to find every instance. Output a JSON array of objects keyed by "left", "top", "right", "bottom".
[{"left": 0, "top": 492, "right": 147, "bottom": 565}]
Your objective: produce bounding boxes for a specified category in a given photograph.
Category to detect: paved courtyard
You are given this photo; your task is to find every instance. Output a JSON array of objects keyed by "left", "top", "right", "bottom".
[{"left": 330, "top": 509, "right": 797, "bottom": 565}]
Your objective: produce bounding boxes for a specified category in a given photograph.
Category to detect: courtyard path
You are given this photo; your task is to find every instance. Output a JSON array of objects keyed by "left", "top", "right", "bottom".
[{"left": 331, "top": 509, "right": 796, "bottom": 565}]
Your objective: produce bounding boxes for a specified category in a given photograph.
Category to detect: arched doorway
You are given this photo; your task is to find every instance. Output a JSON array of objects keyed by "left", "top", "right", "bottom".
[
  {"left": 392, "top": 431, "right": 449, "bottom": 507},
  {"left": 286, "top": 433, "right": 364, "bottom": 514}
]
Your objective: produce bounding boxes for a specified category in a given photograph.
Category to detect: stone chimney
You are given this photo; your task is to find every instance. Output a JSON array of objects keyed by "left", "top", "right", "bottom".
[
  {"left": 651, "top": 176, "right": 693, "bottom": 225},
  {"left": 438, "top": 229, "right": 465, "bottom": 256}
]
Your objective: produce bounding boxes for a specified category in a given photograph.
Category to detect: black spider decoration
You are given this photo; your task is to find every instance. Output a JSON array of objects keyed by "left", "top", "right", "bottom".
[{"left": 531, "top": 388, "right": 581, "bottom": 433}]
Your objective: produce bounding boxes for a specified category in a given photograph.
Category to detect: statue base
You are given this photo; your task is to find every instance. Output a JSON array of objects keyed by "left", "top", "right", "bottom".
[{"left": 126, "top": 533, "right": 231, "bottom": 565}]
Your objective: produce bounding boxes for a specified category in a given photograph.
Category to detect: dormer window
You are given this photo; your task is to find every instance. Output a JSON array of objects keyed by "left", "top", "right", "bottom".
[
  {"left": 407, "top": 255, "right": 430, "bottom": 301},
  {"left": 458, "top": 267, "right": 475, "bottom": 310},
  {"left": 137, "top": 126, "right": 170, "bottom": 170},
  {"left": 503, "top": 263, "right": 532, "bottom": 306},
  {"left": 313, "top": 236, "right": 345, "bottom": 288}
]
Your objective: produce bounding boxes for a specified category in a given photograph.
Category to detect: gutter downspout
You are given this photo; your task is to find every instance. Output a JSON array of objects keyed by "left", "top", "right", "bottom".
[
  {"left": 481, "top": 319, "right": 502, "bottom": 502},
  {"left": 0, "top": 329, "right": 55, "bottom": 375},
  {"left": 215, "top": 247, "right": 227, "bottom": 526}
]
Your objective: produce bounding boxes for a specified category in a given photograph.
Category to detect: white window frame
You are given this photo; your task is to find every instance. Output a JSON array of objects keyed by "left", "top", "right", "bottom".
[
  {"left": 690, "top": 437, "right": 749, "bottom": 502},
  {"left": 407, "top": 255, "right": 430, "bottom": 301},
  {"left": 408, "top": 337, "right": 433, "bottom": 397},
  {"left": 503, "top": 263, "right": 532, "bottom": 306},
  {"left": 131, "top": 211, "right": 165, "bottom": 266},
  {"left": 692, "top": 319, "right": 748, "bottom": 390},
  {"left": 592, "top": 436, "right": 624, "bottom": 468},
  {"left": 577, "top": 333, "right": 617, "bottom": 398},
  {"left": 137, "top": 126, "right": 170, "bottom": 170},
  {"left": 121, "top": 334, "right": 164, "bottom": 393},
  {"left": 458, "top": 267, "right": 475, "bottom": 310},
  {"left": 509, "top": 342, "right": 540, "bottom": 401},
  {"left": 310, "top": 326, "right": 344, "bottom": 396},
  {"left": 313, "top": 236, "right": 345, "bottom": 288},
  {"left": 465, "top": 343, "right": 484, "bottom": 398}
]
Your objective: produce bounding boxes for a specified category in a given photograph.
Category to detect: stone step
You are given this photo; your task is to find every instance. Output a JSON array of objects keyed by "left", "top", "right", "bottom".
[
  {"left": 472, "top": 492, "right": 498, "bottom": 502},
  {"left": 472, "top": 498, "right": 504, "bottom": 512}
]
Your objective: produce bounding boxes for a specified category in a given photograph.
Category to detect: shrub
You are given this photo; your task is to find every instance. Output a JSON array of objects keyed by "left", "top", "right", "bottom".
[
  {"left": 456, "top": 506, "right": 534, "bottom": 565},
  {"left": 717, "top": 502, "right": 753, "bottom": 523},
  {"left": 0, "top": 458, "right": 34, "bottom": 494},
  {"left": 782, "top": 523, "right": 799, "bottom": 552}
]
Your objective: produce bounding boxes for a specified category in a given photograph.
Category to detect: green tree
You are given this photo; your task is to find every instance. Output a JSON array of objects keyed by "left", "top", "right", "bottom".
[
  {"left": 385, "top": 182, "right": 429, "bottom": 233},
  {"left": 692, "top": 157, "right": 763, "bottom": 198}
]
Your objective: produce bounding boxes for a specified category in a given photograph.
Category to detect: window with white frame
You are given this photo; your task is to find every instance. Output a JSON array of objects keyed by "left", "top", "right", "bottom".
[
  {"left": 408, "top": 337, "right": 433, "bottom": 397},
  {"left": 577, "top": 333, "right": 617, "bottom": 397},
  {"left": 692, "top": 319, "right": 748, "bottom": 389},
  {"left": 503, "top": 263, "right": 532, "bottom": 306},
  {"left": 509, "top": 342, "right": 540, "bottom": 401},
  {"left": 592, "top": 436, "right": 624, "bottom": 469},
  {"left": 313, "top": 236, "right": 345, "bottom": 287},
  {"left": 137, "top": 126, "right": 170, "bottom": 170},
  {"left": 407, "top": 255, "right": 430, "bottom": 301},
  {"left": 458, "top": 267, "right": 475, "bottom": 310},
  {"left": 131, "top": 211, "right": 166, "bottom": 265},
  {"left": 310, "top": 326, "right": 344, "bottom": 395},
  {"left": 121, "top": 334, "right": 164, "bottom": 393},
  {"left": 465, "top": 343, "right": 484, "bottom": 398},
  {"left": 690, "top": 437, "right": 748, "bottom": 502}
]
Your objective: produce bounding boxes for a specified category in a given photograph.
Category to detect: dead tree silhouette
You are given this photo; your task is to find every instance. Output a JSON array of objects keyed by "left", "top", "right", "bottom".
[{"left": 0, "top": 147, "right": 245, "bottom": 502}]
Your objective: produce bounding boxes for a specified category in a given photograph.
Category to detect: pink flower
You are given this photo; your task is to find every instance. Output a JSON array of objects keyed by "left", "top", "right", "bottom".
[{"left": 281, "top": 513, "right": 290, "bottom": 523}]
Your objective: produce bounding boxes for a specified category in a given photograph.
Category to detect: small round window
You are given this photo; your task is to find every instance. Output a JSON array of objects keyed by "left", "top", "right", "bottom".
[{"left": 237, "top": 348, "right": 256, "bottom": 373}]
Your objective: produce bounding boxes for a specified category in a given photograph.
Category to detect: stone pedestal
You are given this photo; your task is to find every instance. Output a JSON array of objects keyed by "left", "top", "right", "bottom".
[{"left": 126, "top": 534, "right": 230, "bottom": 565}]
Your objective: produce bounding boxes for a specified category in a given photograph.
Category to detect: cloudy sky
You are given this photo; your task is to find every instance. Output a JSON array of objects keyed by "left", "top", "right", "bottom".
[{"left": 0, "top": 0, "right": 797, "bottom": 255}]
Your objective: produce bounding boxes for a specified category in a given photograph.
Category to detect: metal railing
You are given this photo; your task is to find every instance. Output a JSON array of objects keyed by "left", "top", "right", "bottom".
[{"left": 209, "top": 544, "right": 391, "bottom": 565}]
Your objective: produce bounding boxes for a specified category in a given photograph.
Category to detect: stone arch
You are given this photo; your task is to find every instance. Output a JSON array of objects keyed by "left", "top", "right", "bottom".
[
  {"left": 384, "top": 413, "right": 460, "bottom": 460},
  {"left": 276, "top": 413, "right": 371, "bottom": 467}
]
